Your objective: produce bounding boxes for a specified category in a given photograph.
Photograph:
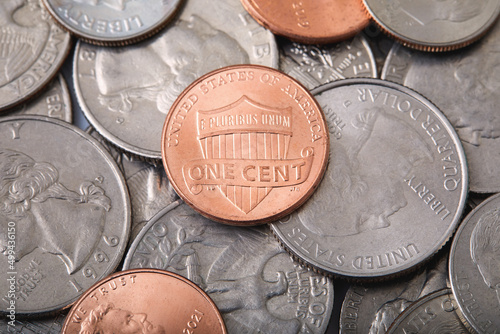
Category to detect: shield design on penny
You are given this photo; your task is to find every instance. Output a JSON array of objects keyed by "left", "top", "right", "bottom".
[{"left": 194, "top": 95, "right": 293, "bottom": 213}]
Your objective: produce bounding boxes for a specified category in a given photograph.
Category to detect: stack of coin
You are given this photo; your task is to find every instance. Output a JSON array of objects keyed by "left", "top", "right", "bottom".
[{"left": 1, "top": 0, "right": 499, "bottom": 333}]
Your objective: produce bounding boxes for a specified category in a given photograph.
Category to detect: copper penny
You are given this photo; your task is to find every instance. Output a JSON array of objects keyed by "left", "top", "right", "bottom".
[
  {"left": 62, "top": 269, "right": 226, "bottom": 334},
  {"left": 161, "top": 65, "right": 329, "bottom": 225},
  {"left": 240, "top": 0, "right": 370, "bottom": 44}
]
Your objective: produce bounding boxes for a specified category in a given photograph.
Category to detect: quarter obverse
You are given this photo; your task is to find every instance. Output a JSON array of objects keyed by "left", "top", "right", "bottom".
[{"left": 162, "top": 65, "right": 329, "bottom": 225}]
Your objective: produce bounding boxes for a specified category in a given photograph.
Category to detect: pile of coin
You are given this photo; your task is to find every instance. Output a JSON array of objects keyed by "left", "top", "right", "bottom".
[{"left": 0, "top": 0, "right": 499, "bottom": 333}]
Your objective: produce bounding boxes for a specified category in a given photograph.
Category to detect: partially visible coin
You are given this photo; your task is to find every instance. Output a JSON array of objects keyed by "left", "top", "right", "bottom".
[
  {"left": 123, "top": 201, "right": 334, "bottom": 334},
  {"left": 362, "top": 0, "right": 500, "bottom": 51},
  {"left": 279, "top": 34, "right": 378, "bottom": 90},
  {"left": 0, "top": 0, "right": 71, "bottom": 112},
  {"left": 241, "top": 0, "right": 370, "bottom": 44},
  {"left": 381, "top": 20, "right": 500, "bottom": 193},
  {"left": 387, "top": 289, "right": 468, "bottom": 333},
  {"left": 41, "top": 0, "right": 183, "bottom": 45},
  {"left": 162, "top": 65, "right": 329, "bottom": 225},
  {"left": 0, "top": 311, "right": 67, "bottom": 333},
  {"left": 271, "top": 78, "right": 467, "bottom": 278},
  {"left": 62, "top": 269, "right": 227, "bottom": 334},
  {"left": 74, "top": 0, "right": 278, "bottom": 159},
  {"left": 0, "top": 116, "right": 130, "bottom": 315},
  {"left": 449, "top": 193, "right": 500, "bottom": 333},
  {"left": 6, "top": 74, "right": 72, "bottom": 122},
  {"left": 339, "top": 248, "right": 449, "bottom": 333}
]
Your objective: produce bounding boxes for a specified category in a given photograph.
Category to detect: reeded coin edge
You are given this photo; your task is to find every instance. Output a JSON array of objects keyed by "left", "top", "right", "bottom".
[
  {"left": 41, "top": 0, "right": 184, "bottom": 46},
  {"left": 361, "top": 0, "right": 500, "bottom": 52}
]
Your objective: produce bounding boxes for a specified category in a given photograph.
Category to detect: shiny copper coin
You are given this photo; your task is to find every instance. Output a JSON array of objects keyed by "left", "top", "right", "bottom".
[
  {"left": 62, "top": 269, "right": 226, "bottom": 334},
  {"left": 240, "top": 0, "right": 370, "bottom": 44},
  {"left": 162, "top": 65, "right": 329, "bottom": 225}
]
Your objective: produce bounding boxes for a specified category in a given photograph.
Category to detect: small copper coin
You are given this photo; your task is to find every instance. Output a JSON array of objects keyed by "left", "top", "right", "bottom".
[
  {"left": 162, "top": 65, "right": 329, "bottom": 225},
  {"left": 62, "top": 269, "right": 226, "bottom": 334},
  {"left": 240, "top": 0, "right": 370, "bottom": 44}
]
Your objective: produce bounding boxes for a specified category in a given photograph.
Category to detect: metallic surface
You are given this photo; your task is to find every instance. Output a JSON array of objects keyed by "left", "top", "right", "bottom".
[
  {"left": 123, "top": 201, "right": 334, "bottom": 334},
  {"left": 271, "top": 78, "right": 468, "bottom": 278},
  {"left": 5, "top": 74, "right": 72, "bottom": 122},
  {"left": 88, "top": 127, "right": 179, "bottom": 243},
  {"left": 0, "top": 116, "right": 130, "bottom": 315},
  {"left": 449, "top": 193, "right": 500, "bottom": 333},
  {"left": 0, "top": 0, "right": 72, "bottom": 112},
  {"left": 279, "top": 34, "right": 378, "bottom": 90},
  {"left": 62, "top": 269, "right": 227, "bottom": 333},
  {"left": 387, "top": 289, "right": 468, "bottom": 333},
  {"left": 381, "top": 20, "right": 500, "bottom": 193},
  {"left": 42, "top": 0, "right": 182, "bottom": 45},
  {"left": 74, "top": 0, "right": 278, "bottom": 159},
  {"left": 0, "top": 311, "right": 67, "bottom": 333},
  {"left": 241, "top": 0, "right": 370, "bottom": 44},
  {"left": 161, "top": 65, "right": 329, "bottom": 225},
  {"left": 362, "top": 0, "right": 500, "bottom": 51},
  {"left": 340, "top": 249, "right": 449, "bottom": 333}
]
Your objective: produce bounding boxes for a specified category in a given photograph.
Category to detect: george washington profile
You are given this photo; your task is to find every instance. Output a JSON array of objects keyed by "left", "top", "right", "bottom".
[{"left": 0, "top": 148, "right": 111, "bottom": 275}]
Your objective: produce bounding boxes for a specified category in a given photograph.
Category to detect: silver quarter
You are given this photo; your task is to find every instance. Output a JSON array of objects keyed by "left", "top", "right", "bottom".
[
  {"left": 340, "top": 250, "right": 449, "bottom": 333},
  {"left": 362, "top": 0, "right": 500, "bottom": 51},
  {"left": 0, "top": 116, "right": 130, "bottom": 315},
  {"left": 449, "top": 193, "right": 500, "bottom": 333},
  {"left": 381, "top": 20, "right": 500, "bottom": 193},
  {"left": 279, "top": 34, "right": 378, "bottom": 90},
  {"left": 123, "top": 201, "right": 334, "bottom": 333},
  {"left": 271, "top": 78, "right": 468, "bottom": 278},
  {"left": 387, "top": 289, "right": 469, "bottom": 333},
  {"left": 73, "top": 0, "right": 278, "bottom": 159},
  {"left": 0, "top": 0, "right": 72, "bottom": 112},
  {"left": 41, "top": 0, "right": 182, "bottom": 45},
  {"left": 5, "top": 74, "right": 72, "bottom": 122}
]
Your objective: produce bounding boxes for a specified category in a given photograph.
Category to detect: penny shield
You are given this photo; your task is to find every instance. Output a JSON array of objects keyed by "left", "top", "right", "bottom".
[{"left": 183, "top": 95, "right": 314, "bottom": 213}]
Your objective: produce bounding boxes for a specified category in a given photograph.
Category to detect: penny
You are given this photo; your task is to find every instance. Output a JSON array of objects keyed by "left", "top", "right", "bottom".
[
  {"left": 362, "top": 0, "right": 500, "bottom": 51},
  {"left": 62, "top": 269, "right": 227, "bottom": 334},
  {"left": 241, "top": 0, "right": 370, "bottom": 44},
  {"left": 449, "top": 193, "right": 500, "bottom": 333},
  {"left": 161, "top": 65, "right": 329, "bottom": 225},
  {"left": 0, "top": 0, "right": 72, "bottom": 112},
  {"left": 73, "top": 0, "right": 278, "bottom": 159},
  {"left": 387, "top": 289, "right": 468, "bottom": 333},
  {"left": 5, "top": 74, "right": 72, "bottom": 122},
  {"left": 123, "top": 201, "right": 334, "bottom": 333},
  {"left": 270, "top": 78, "right": 467, "bottom": 278},
  {"left": 41, "top": 0, "right": 183, "bottom": 45},
  {"left": 381, "top": 20, "right": 500, "bottom": 193},
  {"left": 279, "top": 34, "right": 378, "bottom": 90},
  {"left": 339, "top": 248, "right": 449, "bottom": 333},
  {"left": 0, "top": 116, "right": 130, "bottom": 315}
]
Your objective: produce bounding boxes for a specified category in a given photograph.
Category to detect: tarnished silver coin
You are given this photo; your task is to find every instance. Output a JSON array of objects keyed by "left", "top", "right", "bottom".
[
  {"left": 362, "top": 0, "right": 500, "bottom": 51},
  {"left": 387, "top": 289, "right": 468, "bottom": 333},
  {"left": 5, "top": 74, "right": 72, "bottom": 122},
  {"left": 0, "top": 0, "right": 72, "bottom": 112},
  {"left": 270, "top": 78, "right": 468, "bottom": 279},
  {"left": 0, "top": 116, "right": 130, "bottom": 315},
  {"left": 74, "top": 0, "right": 278, "bottom": 159},
  {"left": 279, "top": 34, "right": 378, "bottom": 90},
  {"left": 382, "top": 20, "right": 500, "bottom": 193},
  {"left": 88, "top": 127, "right": 179, "bottom": 243},
  {"left": 0, "top": 311, "right": 66, "bottom": 333},
  {"left": 41, "top": 0, "right": 182, "bottom": 45},
  {"left": 123, "top": 201, "right": 334, "bottom": 333},
  {"left": 340, "top": 249, "right": 448, "bottom": 333},
  {"left": 449, "top": 193, "right": 500, "bottom": 333}
]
